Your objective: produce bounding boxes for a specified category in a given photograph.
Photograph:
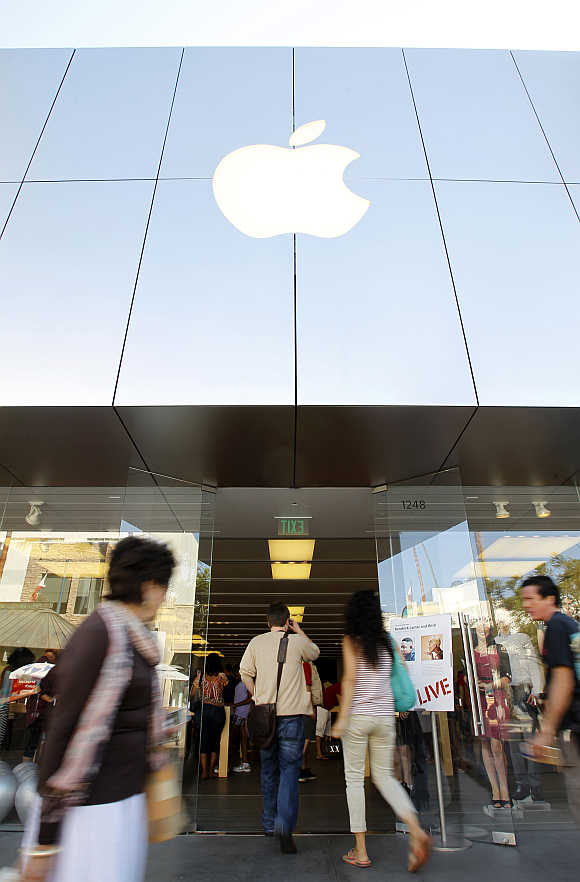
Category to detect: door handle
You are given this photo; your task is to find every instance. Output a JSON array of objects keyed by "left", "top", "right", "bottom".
[{"left": 460, "top": 613, "right": 484, "bottom": 735}]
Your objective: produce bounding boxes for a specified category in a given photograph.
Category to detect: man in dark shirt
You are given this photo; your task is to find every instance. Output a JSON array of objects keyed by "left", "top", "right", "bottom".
[{"left": 521, "top": 575, "right": 580, "bottom": 827}]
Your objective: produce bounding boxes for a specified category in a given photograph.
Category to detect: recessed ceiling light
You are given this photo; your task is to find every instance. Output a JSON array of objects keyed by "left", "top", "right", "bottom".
[
  {"left": 271, "top": 562, "right": 312, "bottom": 580},
  {"left": 268, "top": 539, "right": 315, "bottom": 562},
  {"left": 494, "top": 501, "right": 510, "bottom": 519},
  {"left": 533, "top": 501, "right": 551, "bottom": 519}
]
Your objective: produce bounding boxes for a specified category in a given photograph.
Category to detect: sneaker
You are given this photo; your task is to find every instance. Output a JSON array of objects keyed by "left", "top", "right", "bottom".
[
  {"left": 233, "top": 762, "right": 251, "bottom": 773},
  {"left": 298, "top": 768, "right": 317, "bottom": 783}
]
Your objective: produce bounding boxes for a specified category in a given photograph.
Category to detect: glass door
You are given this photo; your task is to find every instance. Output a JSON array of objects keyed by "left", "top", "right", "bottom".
[
  {"left": 373, "top": 470, "right": 517, "bottom": 847},
  {"left": 464, "top": 484, "right": 580, "bottom": 836},
  {"left": 122, "top": 466, "right": 215, "bottom": 830}
]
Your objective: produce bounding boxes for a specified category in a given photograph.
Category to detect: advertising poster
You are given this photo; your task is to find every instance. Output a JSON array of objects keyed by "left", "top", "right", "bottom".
[{"left": 390, "top": 614, "right": 454, "bottom": 712}]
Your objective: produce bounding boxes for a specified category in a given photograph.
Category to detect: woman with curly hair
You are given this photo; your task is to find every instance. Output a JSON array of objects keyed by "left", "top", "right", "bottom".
[{"left": 332, "top": 590, "right": 431, "bottom": 872}]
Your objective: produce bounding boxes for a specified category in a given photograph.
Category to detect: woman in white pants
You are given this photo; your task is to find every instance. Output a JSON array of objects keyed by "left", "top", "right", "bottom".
[{"left": 332, "top": 591, "right": 431, "bottom": 871}]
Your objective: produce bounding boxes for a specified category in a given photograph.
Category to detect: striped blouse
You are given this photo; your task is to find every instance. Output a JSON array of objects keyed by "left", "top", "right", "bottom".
[{"left": 351, "top": 647, "right": 395, "bottom": 716}]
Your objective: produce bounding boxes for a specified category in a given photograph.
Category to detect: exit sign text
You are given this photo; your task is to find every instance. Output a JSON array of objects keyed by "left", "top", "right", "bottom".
[{"left": 277, "top": 518, "right": 309, "bottom": 536}]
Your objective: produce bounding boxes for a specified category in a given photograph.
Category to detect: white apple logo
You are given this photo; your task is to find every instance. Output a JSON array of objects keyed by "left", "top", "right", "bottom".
[{"left": 212, "top": 120, "right": 370, "bottom": 239}]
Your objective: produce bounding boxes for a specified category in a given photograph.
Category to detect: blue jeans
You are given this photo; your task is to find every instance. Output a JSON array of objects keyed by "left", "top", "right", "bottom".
[{"left": 260, "top": 715, "right": 305, "bottom": 834}]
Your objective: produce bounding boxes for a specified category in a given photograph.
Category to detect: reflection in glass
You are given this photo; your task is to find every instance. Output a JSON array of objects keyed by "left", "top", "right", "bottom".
[
  {"left": 297, "top": 180, "right": 475, "bottom": 405},
  {"left": 294, "top": 49, "right": 428, "bottom": 181},
  {"left": 115, "top": 180, "right": 294, "bottom": 406},
  {"left": 0, "top": 49, "right": 71, "bottom": 182},
  {"left": 405, "top": 49, "right": 559, "bottom": 182},
  {"left": 0, "top": 181, "right": 155, "bottom": 406},
  {"left": 513, "top": 51, "right": 580, "bottom": 184},
  {"left": 0, "top": 183, "right": 18, "bottom": 232},
  {"left": 26, "top": 48, "right": 181, "bottom": 181},
  {"left": 435, "top": 181, "right": 580, "bottom": 406},
  {"left": 160, "top": 48, "right": 292, "bottom": 180}
]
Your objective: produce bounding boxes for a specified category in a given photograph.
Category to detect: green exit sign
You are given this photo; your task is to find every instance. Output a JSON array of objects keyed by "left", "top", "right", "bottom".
[{"left": 277, "top": 518, "right": 309, "bottom": 536}]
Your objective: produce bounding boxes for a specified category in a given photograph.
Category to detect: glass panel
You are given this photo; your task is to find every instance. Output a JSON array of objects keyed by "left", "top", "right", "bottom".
[
  {"left": 569, "top": 184, "right": 580, "bottom": 218},
  {"left": 0, "top": 486, "right": 123, "bottom": 809},
  {"left": 513, "top": 51, "right": 580, "bottom": 184},
  {"left": 122, "top": 467, "right": 214, "bottom": 832},
  {"left": 435, "top": 181, "right": 580, "bottom": 406},
  {"left": 374, "top": 471, "right": 517, "bottom": 846},
  {"left": 0, "top": 180, "right": 155, "bottom": 406},
  {"left": 114, "top": 180, "right": 294, "bottom": 406},
  {"left": 26, "top": 48, "right": 181, "bottom": 181},
  {"left": 464, "top": 485, "right": 580, "bottom": 833},
  {"left": 160, "top": 48, "right": 292, "bottom": 179},
  {"left": 297, "top": 181, "right": 475, "bottom": 405},
  {"left": 41, "top": 574, "right": 71, "bottom": 613},
  {"left": 73, "top": 577, "right": 104, "bottom": 615},
  {"left": 0, "top": 49, "right": 71, "bottom": 182},
  {"left": 0, "top": 183, "right": 18, "bottom": 231},
  {"left": 405, "top": 49, "right": 559, "bottom": 182},
  {"left": 0, "top": 477, "right": 213, "bottom": 834},
  {"left": 294, "top": 49, "right": 428, "bottom": 181}
]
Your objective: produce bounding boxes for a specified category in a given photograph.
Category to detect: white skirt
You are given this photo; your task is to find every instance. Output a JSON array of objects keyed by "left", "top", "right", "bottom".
[{"left": 22, "top": 793, "right": 148, "bottom": 882}]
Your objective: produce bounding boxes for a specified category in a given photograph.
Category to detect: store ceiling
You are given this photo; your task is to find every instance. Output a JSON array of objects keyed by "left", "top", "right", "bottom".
[
  {"left": 1, "top": 404, "right": 580, "bottom": 489},
  {"left": 204, "top": 538, "right": 378, "bottom": 660}
]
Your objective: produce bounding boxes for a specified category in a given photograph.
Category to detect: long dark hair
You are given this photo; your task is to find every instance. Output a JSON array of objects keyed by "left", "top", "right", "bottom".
[
  {"left": 345, "top": 590, "right": 393, "bottom": 667},
  {"left": 204, "top": 653, "right": 223, "bottom": 676}
]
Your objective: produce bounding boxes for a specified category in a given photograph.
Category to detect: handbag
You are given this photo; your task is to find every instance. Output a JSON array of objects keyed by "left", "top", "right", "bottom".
[
  {"left": 247, "top": 632, "right": 288, "bottom": 750},
  {"left": 390, "top": 639, "right": 416, "bottom": 712},
  {"left": 146, "top": 758, "right": 185, "bottom": 843}
]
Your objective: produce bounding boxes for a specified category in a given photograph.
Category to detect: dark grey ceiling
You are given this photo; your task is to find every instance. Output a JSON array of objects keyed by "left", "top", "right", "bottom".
[
  {"left": 1, "top": 404, "right": 580, "bottom": 489},
  {"left": 205, "top": 537, "right": 377, "bottom": 659}
]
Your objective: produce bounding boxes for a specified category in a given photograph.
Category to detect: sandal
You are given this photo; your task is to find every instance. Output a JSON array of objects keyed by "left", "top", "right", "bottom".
[
  {"left": 408, "top": 832, "right": 432, "bottom": 873},
  {"left": 343, "top": 849, "right": 372, "bottom": 868}
]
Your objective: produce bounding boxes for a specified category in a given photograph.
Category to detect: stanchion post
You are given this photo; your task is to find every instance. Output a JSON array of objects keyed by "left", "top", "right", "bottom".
[{"left": 431, "top": 711, "right": 447, "bottom": 846}]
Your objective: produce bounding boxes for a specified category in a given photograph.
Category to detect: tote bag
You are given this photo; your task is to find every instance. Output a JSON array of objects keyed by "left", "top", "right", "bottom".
[{"left": 390, "top": 642, "right": 416, "bottom": 712}]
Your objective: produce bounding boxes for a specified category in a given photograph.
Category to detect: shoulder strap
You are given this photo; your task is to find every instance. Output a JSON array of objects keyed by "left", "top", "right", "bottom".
[{"left": 275, "top": 632, "right": 289, "bottom": 701}]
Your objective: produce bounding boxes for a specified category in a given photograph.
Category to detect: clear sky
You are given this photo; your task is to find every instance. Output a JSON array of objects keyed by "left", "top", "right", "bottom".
[{"left": 0, "top": 0, "right": 579, "bottom": 50}]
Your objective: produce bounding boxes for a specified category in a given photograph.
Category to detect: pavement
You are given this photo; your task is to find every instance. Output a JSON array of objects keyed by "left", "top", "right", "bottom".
[{"left": 1, "top": 828, "right": 579, "bottom": 882}]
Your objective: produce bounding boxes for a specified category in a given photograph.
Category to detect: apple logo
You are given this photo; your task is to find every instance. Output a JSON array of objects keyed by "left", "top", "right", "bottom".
[{"left": 212, "top": 120, "right": 370, "bottom": 239}]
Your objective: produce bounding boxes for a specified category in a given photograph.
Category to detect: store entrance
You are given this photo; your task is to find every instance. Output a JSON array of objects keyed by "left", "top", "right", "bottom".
[
  {"left": 185, "top": 487, "right": 398, "bottom": 833},
  {"left": 184, "top": 479, "right": 580, "bottom": 840}
]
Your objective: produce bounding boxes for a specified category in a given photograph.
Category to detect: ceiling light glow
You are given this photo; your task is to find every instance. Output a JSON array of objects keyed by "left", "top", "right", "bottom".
[
  {"left": 271, "top": 562, "right": 312, "bottom": 580},
  {"left": 268, "top": 539, "right": 315, "bottom": 562},
  {"left": 533, "top": 501, "right": 551, "bottom": 519}
]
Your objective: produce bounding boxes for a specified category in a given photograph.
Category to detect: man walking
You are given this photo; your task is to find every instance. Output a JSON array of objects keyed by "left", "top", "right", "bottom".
[
  {"left": 240, "top": 602, "right": 320, "bottom": 853},
  {"left": 521, "top": 575, "right": 580, "bottom": 827}
]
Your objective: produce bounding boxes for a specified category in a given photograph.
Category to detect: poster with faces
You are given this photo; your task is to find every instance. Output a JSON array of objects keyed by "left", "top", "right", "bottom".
[{"left": 390, "top": 614, "right": 454, "bottom": 712}]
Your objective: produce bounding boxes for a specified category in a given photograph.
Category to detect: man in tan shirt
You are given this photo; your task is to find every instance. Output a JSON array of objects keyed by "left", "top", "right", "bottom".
[{"left": 240, "top": 601, "right": 319, "bottom": 853}]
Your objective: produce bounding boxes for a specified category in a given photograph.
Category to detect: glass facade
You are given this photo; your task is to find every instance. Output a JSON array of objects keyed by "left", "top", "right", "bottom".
[
  {"left": 0, "top": 473, "right": 214, "bottom": 831},
  {"left": 1, "top": 46, "right": 580, "bottom": 846},
  {"left": 3, "top": 480, "right": 579, "bottom": 841},
  {"left": 1, "top": 47, "right": 579, "bottom": 408}
]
